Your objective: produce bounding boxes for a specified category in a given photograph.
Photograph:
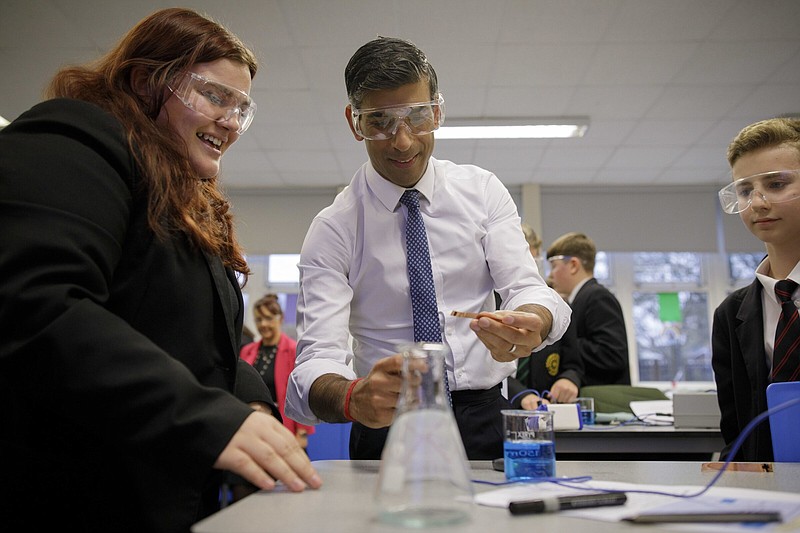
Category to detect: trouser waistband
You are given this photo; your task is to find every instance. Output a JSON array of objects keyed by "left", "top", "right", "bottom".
[{"left": 449, "top": 383, "right": 502, "bottom": 405}]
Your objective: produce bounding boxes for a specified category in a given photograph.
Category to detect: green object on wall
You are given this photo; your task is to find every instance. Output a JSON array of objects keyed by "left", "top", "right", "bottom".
[{"left": 658, "top": 292, "right": 682, "bottom": 322}]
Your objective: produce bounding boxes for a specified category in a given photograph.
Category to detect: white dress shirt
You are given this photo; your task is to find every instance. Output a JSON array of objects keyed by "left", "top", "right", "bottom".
[{"left": 285, "top": 157, "right": 571, "bottom": 425}]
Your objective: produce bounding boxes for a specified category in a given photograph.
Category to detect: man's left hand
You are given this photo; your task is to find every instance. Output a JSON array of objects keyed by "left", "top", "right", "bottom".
[{"left": 468, "top": 307, "right": 550, "bottom": 362}]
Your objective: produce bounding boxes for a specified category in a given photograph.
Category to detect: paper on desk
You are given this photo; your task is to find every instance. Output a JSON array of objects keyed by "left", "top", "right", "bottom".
[
  {"left": 630, "top": 400, "right": 674, "bottom": 425},
  {"left": 474, "top": 480, "right": 800, "bottom": 531}
]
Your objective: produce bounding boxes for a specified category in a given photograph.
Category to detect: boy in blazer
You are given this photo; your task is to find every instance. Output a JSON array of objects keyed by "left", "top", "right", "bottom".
[
  {"left": 712, "top": 117, "right": 800, "bottom": 462},
  {"left": 546, "top": 232, "right": 631, "bottom": 387}
]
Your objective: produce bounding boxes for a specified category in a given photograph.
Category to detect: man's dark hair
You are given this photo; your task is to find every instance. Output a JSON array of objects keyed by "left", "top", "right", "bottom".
[{"left": 345, "top": 36, "right": 439, "bottom": 108}]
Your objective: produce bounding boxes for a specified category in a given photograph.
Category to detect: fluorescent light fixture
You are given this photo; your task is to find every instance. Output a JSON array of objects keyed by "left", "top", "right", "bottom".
[
  {"left": 437, "top": 117, "right": 589, "bottom": 140},
  {"left": 0, "top": 115, "right": 9, "bottom": 129}
]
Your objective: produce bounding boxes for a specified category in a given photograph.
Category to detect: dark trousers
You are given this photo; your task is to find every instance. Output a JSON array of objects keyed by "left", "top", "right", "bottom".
[{"left": 349, "top": 384, "right": 510, "bottom": 460}]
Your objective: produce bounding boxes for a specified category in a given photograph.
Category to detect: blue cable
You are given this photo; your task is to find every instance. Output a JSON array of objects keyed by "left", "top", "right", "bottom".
[
  {"left": 509, "top": 388, "right": 551, "bottom": 406},
  {"left": 509, "top": 388, "right": 540, "bottom": 406},
  {"left": 478, "top": 396, "right": 800, "bottom": 499},
  {"left": 473, "top": 475, "right": 593, "bottom": 487},
  {"left": 548, "top": 396, "right": 800, "bottom": 498}
]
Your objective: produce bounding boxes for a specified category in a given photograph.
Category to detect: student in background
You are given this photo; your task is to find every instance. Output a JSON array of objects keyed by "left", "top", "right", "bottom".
[
  {"left": 546, "top": 232, "right": 631, "bottom": 386},
  {"left": 521, "top": 222, "right": 545, "bottom": 274},
  {"left": 285, "top": 36, "right": 570, "bottom": 461},
  {"left": 241, "top": 294, "right": 315, "bottom": 450},
  {"left": 0, "top": 8, "right": 320, "bottom": 532},
  {"left": 712, "top": 117, "right": 800, "bottom": 462},
  {"left": 507, "top": 225, "right": 583, "bottom": 408}
]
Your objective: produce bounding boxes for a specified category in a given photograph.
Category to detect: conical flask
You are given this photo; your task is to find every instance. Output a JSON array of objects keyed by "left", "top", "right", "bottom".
[{"left": 375, "top": 342, "right": 474, "bottom": 527}]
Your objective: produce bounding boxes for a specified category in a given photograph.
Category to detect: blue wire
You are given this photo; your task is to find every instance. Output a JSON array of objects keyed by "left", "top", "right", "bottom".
[
  {"left": 509, "top": 388, "right": 540, "bottom": 405},
  {"left": 473, "top": 475, "right": 593, "bottom": 486},
  {"left": 478, "top": 397, "right": 800, "bottom": 499},
  {"left": 548, "top": 397, "right": 800, "bottom": 498},
  {"left": 509, "top": 388, "right": 552, "bottom": 406}
]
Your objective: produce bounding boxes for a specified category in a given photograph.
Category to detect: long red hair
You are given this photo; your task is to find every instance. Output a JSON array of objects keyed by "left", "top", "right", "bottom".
[{"left": 46, "top": 8, "right": 256, "bottom": 279}]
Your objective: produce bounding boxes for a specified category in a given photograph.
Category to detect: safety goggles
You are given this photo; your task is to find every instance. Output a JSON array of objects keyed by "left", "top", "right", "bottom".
[
  {"left": 351, "top": 94, "right": 445, "bottom": 140},
  {"left": 718, "top": 169, "right": 800, "bottom": 214},
  {"left": 547, "top": 255, "right": 574, "bottom": 268},
  {"left": 168, "top": 72, "right": 257, "bottom": 134}
]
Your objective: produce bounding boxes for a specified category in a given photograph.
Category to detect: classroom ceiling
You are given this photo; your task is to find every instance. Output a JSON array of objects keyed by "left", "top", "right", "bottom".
[{"left": 3, "top": 0, "right": 800, "bottom": 192}]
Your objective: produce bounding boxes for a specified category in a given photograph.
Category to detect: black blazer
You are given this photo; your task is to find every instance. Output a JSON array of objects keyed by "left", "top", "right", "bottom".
[
  {"left": 711, "top": 279, "right": 774, "bottom": 461},
  {"left": 0, "top": 99, "right": 270, "bottom": 532},
  {"left": 571, "top": 278, "right": 631, "bottom": 386}
]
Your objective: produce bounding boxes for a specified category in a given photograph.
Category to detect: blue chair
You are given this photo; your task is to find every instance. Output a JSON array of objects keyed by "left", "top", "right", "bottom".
[{"left": 766, "top": 381, "right": 800, "bottom": 462}]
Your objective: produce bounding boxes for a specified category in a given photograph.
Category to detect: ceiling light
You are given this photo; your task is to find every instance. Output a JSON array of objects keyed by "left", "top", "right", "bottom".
[
  {"left": 436, "top": 117, "right": 589, "bottom": 139},
  {"left": 0, "top": 115, "right": 9, "bottom": 129}
]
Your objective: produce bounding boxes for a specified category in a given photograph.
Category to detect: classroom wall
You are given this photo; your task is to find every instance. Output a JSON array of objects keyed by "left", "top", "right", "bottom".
[
  {"left": 229, "top": 185, "right": 763, "bottom": 255},
  {"left": 229, "top": 188, "right": 338, "bottom": 255}
]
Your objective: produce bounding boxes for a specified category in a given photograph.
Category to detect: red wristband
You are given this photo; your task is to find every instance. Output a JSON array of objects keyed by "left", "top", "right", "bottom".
[{"left": 344, "top": 378, "right": 363, "bottom": 422}]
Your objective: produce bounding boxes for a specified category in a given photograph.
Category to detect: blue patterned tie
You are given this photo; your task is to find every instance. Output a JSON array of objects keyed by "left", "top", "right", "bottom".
[{"left": 399, "top": 189, "right": 451, "bottom": 405}]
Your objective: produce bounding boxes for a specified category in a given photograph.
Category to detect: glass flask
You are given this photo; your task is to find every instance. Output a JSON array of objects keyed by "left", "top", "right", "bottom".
[{"left": 375, "top": 342, "right": 474, "bottom": 528}]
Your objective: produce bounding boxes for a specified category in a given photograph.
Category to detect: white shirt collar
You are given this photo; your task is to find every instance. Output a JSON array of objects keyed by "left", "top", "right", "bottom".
[
  {"left": 567, "top": 277, "right": 591, "bottom": 305},
  {"left": 755, "top": 258, "right": 800, "bottom": 304},
  {"left": 365, "top": 158, "right": 435, "bottom": 212}
]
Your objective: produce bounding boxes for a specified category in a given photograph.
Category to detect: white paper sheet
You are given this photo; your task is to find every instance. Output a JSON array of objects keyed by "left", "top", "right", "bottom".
[
  {"left": 629, "top": 400, "right": 674, "bottom": 425},
  {"left": 473, "top": 480, "right": 800, "bottom": 532}
]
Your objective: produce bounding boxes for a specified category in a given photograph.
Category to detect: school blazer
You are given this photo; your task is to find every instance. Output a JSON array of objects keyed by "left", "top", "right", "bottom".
[
  {"left": 711, "top": 279, "right": 774, "bottom": 462},
  {"left": 571, "top": 278, "right": 631, "bottom": 386},
  {"left": 0, "top": 98, "right": 270, "bottom": 532}
]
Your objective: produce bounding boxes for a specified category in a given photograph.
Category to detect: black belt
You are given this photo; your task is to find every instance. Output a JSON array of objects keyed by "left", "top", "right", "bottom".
[{"left": 449, "top": 383, "right": 502, "bottom": 406}]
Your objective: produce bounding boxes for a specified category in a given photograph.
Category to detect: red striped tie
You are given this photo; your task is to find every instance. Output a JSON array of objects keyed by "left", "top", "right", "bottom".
[{"left": 772, "top": 279, "right": 800, "bottom": 382}]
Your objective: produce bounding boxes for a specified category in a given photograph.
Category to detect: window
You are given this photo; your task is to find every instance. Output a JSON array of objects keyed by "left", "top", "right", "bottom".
[
  {"left": 633, "top": 252, "right": 702, "bottom": 284},
  {"left": 628, "top": 253, "right": 711, "bottom": 383},
  {"left": 729, "top": 252, "right": 764, "bottom": 288},
  {"left": 594, "top": 251, "right": 610, "bottom": 284},
  {"left": 268, "top": 253, "right": 301, "bottom": 284},
  {"left": 633, "top": 290, "right": 712, "bottom": 382}
]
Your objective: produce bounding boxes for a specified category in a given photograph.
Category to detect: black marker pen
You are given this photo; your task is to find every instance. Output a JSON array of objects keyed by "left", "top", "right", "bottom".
[{"left": 509, "top": 492, "right": 627, "bottom": 515}]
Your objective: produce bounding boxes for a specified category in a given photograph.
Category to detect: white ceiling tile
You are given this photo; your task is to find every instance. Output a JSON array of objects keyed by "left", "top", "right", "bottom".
[
  {"left": 2, "top": 0, "right": 799, "bottom": 192},
  {"left": 604, "top": 0, "right": 735, "bottom": 42},
  {"left": 583, "top": 43, "right": 699, "bottom": 85},
  {"left": 539, "top": 146, "right": 613, "bottom": 169},
  {"left": 708, "top": 0, "right": 800, "bottom": 42},
  {"left": 484, "top": 86, "right": 573, "bottom": 117},
  {"left": 494, "top": 44, "right": 598, "bottom": 86},
  {"left": 728, "top": 84, "right": 800, "bottom": 119},
  {"left": 623, "top": 120, "right": 717, "bottom": 146},
  {"left": 473, "top": 145, "right": 546, "bottom": 171},
  {"left": 499, "top": 0, "right": 622, "bottom": 44},
  {"left": 645, "top": 84, "right": 753, "bottom": 119},
  {"left": 605, "top": 146, "right": 686, "bottom": 168},
  {"left": 568, "top": 85, "right": 661, "bottom": 120},
  {"left": 673, "top": 41, "right": 799, "bottom": 85}
]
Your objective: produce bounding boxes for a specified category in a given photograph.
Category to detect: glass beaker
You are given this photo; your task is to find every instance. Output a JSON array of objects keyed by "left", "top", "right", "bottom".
[
  {"left": 375, "top": 342, "right": 473, "bottom": 528},
  {"left": 501, "top": 409, "right": 556, "bottom": 482}
]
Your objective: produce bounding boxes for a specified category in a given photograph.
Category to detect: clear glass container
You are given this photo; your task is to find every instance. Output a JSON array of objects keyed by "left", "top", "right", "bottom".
[{"left": 375, "top": 342, "right": 474, "bottom": 528}]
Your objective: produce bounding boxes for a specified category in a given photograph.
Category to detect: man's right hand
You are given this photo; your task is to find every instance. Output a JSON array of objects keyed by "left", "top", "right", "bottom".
[{"left": 347, "top": 354, "right": 405, "bottom": 428}]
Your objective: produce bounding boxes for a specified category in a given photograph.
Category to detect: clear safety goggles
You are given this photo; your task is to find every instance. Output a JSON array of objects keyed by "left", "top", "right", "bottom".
[
  {"left": 168, "top": 72, "right": 257, "bottom": 134},
  {"left": 718, "top": 169, "right": 800, "bottom": 214},
  {"left": 351, "top": 94, "right": 445, "bottom": 140},
  {"left": 547, "top": 255, "right": 574, "bottom": 267}
]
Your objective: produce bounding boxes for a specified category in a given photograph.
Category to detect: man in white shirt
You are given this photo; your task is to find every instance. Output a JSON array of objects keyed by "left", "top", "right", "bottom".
[{"left": 285, "top": 36, "right": 570, "bottom": 460}]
